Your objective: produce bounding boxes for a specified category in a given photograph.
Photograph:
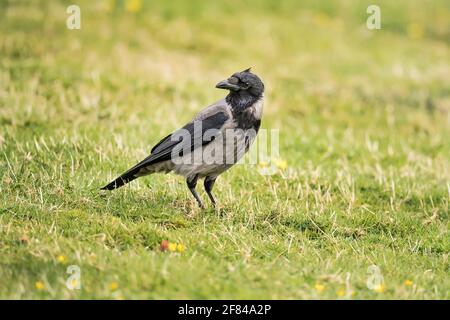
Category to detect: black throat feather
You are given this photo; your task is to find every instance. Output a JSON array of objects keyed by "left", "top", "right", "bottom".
[
  {"left": 226, "top": 91, "right": 262, "bottom": 131},
  {"left": 226, "top": 90, "right": 260, "bottom": 112}
]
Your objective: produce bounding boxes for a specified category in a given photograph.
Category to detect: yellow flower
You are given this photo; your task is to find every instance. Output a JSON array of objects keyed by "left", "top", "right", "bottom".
[
  {"left": 337, "top": 288, "right": 346, "bottom": 297},
  {"left": 404, "top": 279, "right": 413, "bottom": 286},
  {"left": 125, "top": 0, "right": 142, "bottom": 13},
  {"left": 104, "top": 0, "right": 115, "bottom": 12},
  {"left": 314, "top": 283, "right": 325, "bottom": 293},
  {"left": 115, "top": 295, "right": 125, "bottom": 300},
  {"left": 176, "top": 243, "right": 185, "bottom": 253},
  {"left": 109, "top": 282, "right": 119, "bottom": 291},
  {"left": 35, "top": 281, "right": 45, "bottom": 290},
  {"left": 407, "top": 23, "right": 424, "bottom": 40},
  {"left": 168, "top": 242, "right": 177, "bottom": 252},
  {"left": 373, "top": 284, "right": 385, "bottom": 293},
  {"left": 258, "top": 161, "right": 269, "bottom": 168},
  {"left": 57, "top": 255, "right": 67, "bottom": 264},
  {"left": 313, "top": 13, "right": 330, "bottom": 27},
  {"left": 275, "top": 159, "right": 288, "bottom": 170},
  {"left": 70, "top": 278, "right": 79, "bottom": 288}
]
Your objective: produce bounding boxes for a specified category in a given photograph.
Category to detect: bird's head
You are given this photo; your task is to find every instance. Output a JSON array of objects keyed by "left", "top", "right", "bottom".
[{"left": 216, "top": 68, "right": 264, "bottom": 98}]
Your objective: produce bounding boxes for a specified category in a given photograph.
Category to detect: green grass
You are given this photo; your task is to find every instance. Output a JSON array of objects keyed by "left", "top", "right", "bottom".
[{"left": 0, "top": 0, "right": 449, "bottom": 299}]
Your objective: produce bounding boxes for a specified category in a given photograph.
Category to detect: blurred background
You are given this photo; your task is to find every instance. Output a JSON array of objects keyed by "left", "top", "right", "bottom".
[
  {"left": 1, "top": 0, "right": 449, "bottom": 133},
  {"left": 1, "top": 0, "right": 449, "bottom": 187}
]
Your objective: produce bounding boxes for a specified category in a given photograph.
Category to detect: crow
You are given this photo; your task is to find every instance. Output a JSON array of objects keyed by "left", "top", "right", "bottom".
[{"left": 101, "top": 68, "right": 264, "bottom": 208}]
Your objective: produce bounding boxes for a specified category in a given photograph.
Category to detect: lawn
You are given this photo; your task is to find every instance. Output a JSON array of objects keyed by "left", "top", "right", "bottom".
[{"left": 0, "top": 0, "right": 449, "bottom": 299}]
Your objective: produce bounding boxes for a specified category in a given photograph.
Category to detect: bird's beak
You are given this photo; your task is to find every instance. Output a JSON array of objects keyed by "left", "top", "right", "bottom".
[{"left": 215, "top": 79, "right": 240, "bottom": 91}]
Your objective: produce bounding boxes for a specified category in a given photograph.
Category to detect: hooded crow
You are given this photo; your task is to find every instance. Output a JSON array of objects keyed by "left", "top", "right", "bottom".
[{"left": 101, "top": 68, "right": 264, "bottom": 208}]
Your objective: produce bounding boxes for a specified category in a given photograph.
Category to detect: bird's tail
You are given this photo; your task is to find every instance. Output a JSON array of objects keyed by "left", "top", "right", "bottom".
[
  {"left": 100, "top": 171, "right": 139, "bottom": 190},
  {"left": 101, "top": 152, "right": 159, "bottom": 191}
]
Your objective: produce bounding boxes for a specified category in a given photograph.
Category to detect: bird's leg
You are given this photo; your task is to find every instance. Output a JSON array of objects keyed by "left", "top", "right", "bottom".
[
  {"left": 204, "top": 176, "right": 217, "bottom": 206},
  {"left": 187, "top": 175, "right": 204, "bottom": 208}
]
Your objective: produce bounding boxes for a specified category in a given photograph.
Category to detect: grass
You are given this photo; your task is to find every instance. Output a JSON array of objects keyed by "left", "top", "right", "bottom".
[{"left": 0, "top": 0, "right": 449, "bottom": 299}]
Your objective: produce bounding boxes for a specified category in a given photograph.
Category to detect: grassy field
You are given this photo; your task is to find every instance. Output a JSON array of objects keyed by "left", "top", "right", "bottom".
[{"left": 0, "top": 0, "right": 449, "bottom": 299}]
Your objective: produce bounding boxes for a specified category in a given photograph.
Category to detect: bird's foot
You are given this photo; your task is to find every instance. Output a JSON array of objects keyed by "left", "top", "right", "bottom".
[{"left": 197, "top": 200, "right": 205, "bottom": 209}]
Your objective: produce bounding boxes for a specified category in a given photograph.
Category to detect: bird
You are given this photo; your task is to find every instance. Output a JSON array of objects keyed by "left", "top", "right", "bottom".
[{"left": 101, "top": 68, "right": 264, "bottom": 208}]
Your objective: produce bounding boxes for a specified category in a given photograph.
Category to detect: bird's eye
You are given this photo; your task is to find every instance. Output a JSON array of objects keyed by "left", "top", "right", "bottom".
[{"left": 228, "top": 77, "right": 239, "bottom": 85}]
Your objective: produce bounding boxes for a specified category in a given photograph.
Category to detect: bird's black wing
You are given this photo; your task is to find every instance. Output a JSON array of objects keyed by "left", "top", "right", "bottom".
[
  {"left": 147, "top": 111, "right": 229, "bottom": 163},
  {"left": 101, "top": 111, "right": 229, "bottom": 190}
]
